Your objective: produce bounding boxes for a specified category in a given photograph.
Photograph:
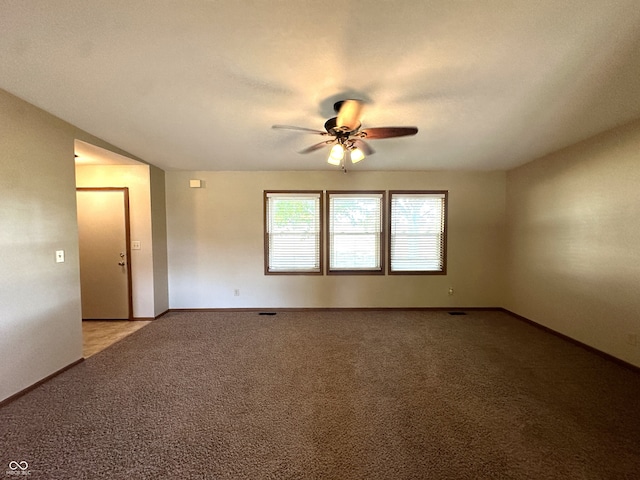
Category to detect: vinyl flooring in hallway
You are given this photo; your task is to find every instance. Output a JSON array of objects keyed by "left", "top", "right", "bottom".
[{"left": 82, "top": 320, "right": 152, "bottom": 358}]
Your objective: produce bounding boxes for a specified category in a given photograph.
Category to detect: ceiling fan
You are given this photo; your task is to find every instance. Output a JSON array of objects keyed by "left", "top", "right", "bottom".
[{"left": 273, "top": 99, "right": 418, "bottom": 171}]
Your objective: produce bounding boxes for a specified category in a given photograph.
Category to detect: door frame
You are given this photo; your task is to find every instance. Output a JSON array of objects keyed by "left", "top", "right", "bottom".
[{"left": 76, "top": 187, "right": 134, "bottom": 320}]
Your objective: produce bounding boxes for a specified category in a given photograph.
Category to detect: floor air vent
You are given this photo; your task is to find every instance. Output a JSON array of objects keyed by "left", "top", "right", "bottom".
[
  {"left": 448, "top": 311, "right": 467, "bottom": 316},
  {"left": 258, "top": 312, "right": 277, "bottom": 316}
]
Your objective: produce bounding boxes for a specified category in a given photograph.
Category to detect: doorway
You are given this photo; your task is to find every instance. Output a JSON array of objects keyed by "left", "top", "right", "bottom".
[{"left": 76, "top": 188, "right": 133, "bottom": 320}]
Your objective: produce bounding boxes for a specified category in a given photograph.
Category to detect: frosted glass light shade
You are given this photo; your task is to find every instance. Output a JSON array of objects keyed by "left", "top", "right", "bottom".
[
  {"left": 350, "top": 148, "right": 365, "bottom": 163},
  {"left": 328, "top": 144, "right": 345, "bottom": 165}
]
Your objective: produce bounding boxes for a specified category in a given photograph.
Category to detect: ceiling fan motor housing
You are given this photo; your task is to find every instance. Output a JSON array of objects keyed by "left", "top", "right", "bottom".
[{"left": 324, "top": 117, "right": 360, "bottom": 136}]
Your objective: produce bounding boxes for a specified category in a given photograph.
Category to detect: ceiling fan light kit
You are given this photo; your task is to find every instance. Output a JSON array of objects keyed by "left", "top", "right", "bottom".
[
  {"left": 328, "top": 140, "right": 366, "bottom": 166},
  {"left": 273, "top": 99, "right": 418, "bottom": 172}
]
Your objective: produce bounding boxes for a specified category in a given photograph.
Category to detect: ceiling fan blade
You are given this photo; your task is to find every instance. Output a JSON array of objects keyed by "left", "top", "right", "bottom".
[
  {"left": 272, "top": 125, "right": 327, "bottom": 135},
  {"left": 298, "top": 139, "right": 336, "bottom": 154},
  {"left": 360, "top": 127, "right": 418, "bottom": 139},
  {"left": 336, "top": 99, "right": 364, "bottom": 131},
  {"left": 352, "top": 139, "right": 375, "bottom": 156}
]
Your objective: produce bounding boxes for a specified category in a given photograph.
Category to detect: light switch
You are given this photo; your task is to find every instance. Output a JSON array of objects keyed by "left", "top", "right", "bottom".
[
  {"left": 132, "top": 241, "right": 141, "bottom": 250},
  {"left": 55, "top": 250, "right": 65, "bottom": 263}
]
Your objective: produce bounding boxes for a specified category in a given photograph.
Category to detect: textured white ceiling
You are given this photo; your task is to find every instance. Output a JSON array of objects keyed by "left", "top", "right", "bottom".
[{"left": 2, "top": 0, "right": 640, "bottom": 171}]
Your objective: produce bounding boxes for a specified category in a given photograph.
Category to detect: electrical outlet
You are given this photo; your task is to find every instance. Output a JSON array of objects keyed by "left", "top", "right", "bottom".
[{"left": 234, "top": 289, "right": 240, "bottom": 297}]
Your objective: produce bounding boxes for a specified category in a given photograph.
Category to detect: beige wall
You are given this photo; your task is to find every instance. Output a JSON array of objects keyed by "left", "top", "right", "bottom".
[
  {"left": 0, "top": 88, "right": 150, "bottom": 401},
  {"left": 150, "top": 165, "right": 169, "bottom": 316},
  {"left": 504, "top": 119, "right": 640, "bottom": 367},
  {"left": 75, "top": 164, "right": 158, "bottom": 318},
  {"left": 165, "top": 170, "right": 506, "bottom": 308}
]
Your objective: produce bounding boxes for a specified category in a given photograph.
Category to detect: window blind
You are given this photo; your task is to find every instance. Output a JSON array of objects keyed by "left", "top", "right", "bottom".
[
  {"left": 265, "top": 192, "right": 321, "bottom": 273},
  {"left": 328, "top": 193, "right": 383, "bottom": 272},
  {"left": 390, "top": 192, "right": 447, "bottom": 273}
]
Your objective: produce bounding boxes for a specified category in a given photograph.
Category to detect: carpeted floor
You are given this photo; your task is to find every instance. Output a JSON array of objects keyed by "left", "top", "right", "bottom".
[{"left": 1, "top": 310, "right": 639, "bottom": 479}]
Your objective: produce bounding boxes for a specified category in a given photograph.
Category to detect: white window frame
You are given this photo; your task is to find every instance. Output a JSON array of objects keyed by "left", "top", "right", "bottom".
[
  {"left": 388, "top": 191, "right": 448, "bottom": 274},
  {"left": 264, "top": 191, "right": 323, "bottom": 275}
]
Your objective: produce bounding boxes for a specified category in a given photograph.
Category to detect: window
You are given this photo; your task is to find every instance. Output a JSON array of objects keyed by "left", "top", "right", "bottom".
[
  {"left": 389, "top": 191, "right": 447, "bottom": 274},
  {"left": 327, "top": 191, "right": 384, "bottom": 274},
  {"left": 264, "top": 191, "right": 322, "bottom": 274}
]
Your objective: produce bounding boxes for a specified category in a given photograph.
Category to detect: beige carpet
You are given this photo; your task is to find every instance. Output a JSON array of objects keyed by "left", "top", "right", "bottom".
[{"left": 1, "top": 310, "right": 639, "bottom": 479}]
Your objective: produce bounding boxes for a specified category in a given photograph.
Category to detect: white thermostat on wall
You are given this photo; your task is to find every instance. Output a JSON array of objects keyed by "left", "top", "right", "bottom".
[{"left": 189, "top": 179, "right": 202, "bottom": 188}]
